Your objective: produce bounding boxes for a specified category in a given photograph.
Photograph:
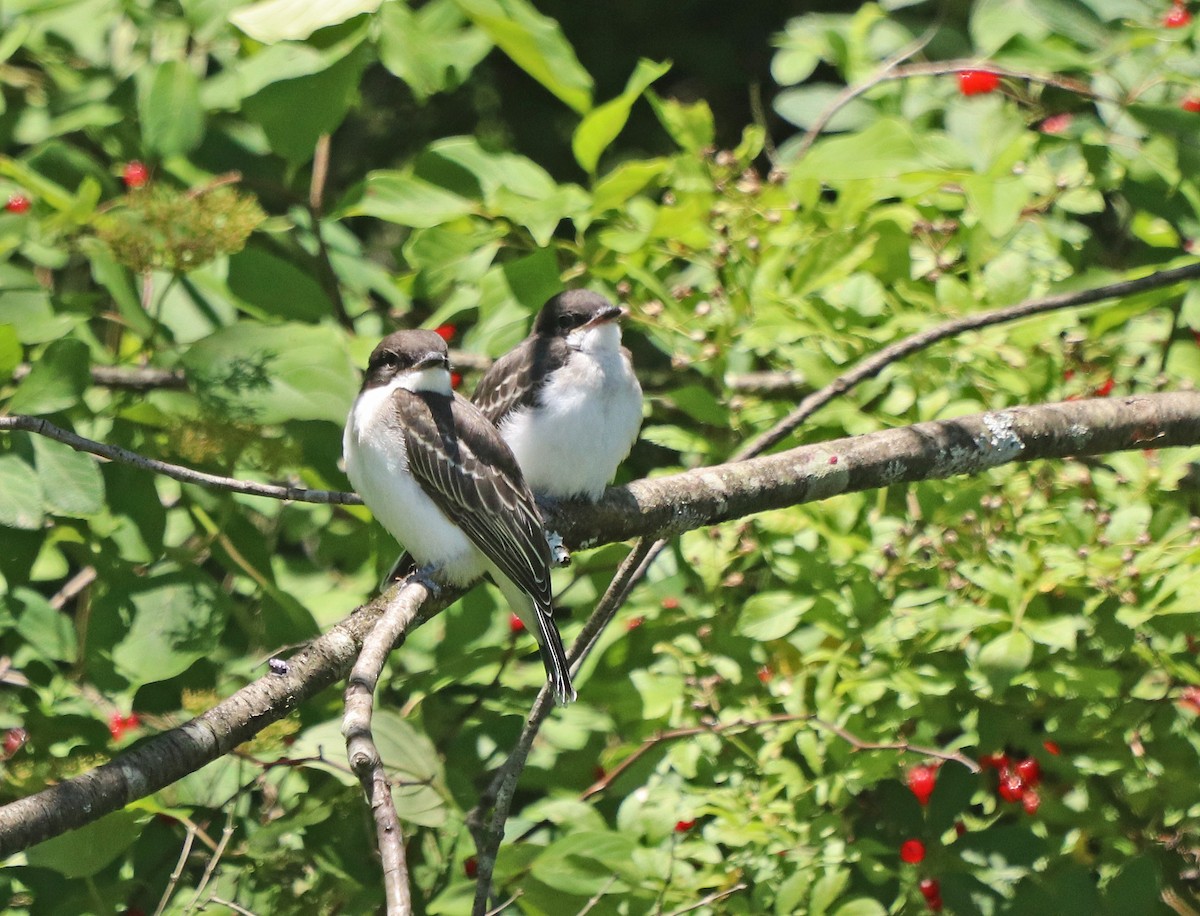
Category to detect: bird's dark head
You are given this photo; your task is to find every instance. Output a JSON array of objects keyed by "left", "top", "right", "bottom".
[
  {"left": 533, "top": 289, "right": 626, "bottom": 338},
  {"left": 363, "top": 330, "right": 451, "bottom": 392}
]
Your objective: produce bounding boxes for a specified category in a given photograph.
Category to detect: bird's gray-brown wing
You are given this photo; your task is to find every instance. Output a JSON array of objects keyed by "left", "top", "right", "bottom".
[
  {"left": 397, "top": 390, "right": 553, "bottom": 607},
  {"left": 471, "top": 336, "right": 571, "bottom": 426}
]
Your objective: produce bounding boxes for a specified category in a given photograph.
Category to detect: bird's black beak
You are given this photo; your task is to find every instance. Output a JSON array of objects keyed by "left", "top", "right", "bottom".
[
  {"left": 416, "top": 351, "right": 451, "bottom": 371},
  {"left": 584, "top": 304, "right": 627, "bottom": 328}
]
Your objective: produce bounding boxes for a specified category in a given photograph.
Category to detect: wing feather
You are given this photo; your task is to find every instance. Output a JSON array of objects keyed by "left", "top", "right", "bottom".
[
  {"left": 397, "top": 390, "right": 553, "bottom": 608},
  {"left": 471, "top": 337, "right": 571, "bottom": 425}
]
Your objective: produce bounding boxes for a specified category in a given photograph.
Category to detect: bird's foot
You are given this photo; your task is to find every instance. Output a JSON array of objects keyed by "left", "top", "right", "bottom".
[
  {"left": 545, "top": 530, "right": 571, "bottom": 568},
  {"left": 408, "top": 564, "right": 444, "bottom": 596}
]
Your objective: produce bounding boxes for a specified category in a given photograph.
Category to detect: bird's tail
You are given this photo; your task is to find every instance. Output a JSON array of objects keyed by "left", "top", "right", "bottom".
[
  {"left": 531, "top": 604, "right": 576, "bottom": 705},
  {"left": 494, "top": 574, "right": 577, "bottom": 704}
]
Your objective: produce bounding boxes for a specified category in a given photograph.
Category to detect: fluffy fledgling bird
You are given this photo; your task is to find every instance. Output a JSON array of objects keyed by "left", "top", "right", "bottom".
[
  {"left": 343, "top": 330, "right": 575, "bottom": 704},
  {"left": 472, "top": 289, "right": 643, "bottom": 501}
]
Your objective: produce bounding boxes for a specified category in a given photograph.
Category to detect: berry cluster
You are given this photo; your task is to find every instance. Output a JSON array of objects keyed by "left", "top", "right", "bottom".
[
  {"left": 899, "top": 747, "right": 1057, "bottom": 910},
  {"left": 981, "top": 752, "right": 1043, "bottom": 815}
]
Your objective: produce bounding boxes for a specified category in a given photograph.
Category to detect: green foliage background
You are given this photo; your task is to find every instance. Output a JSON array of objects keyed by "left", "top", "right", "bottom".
[{"left": 2, "top": 0, "right": 1200, "bottom": 913}]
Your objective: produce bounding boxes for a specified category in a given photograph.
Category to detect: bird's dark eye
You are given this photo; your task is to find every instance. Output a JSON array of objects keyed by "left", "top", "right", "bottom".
[
  {"left": 376, "top": 352, "right": 399, "bottom": 367},
  {"left": 557, "top": 314, "right": 575, "bottom": 330}
]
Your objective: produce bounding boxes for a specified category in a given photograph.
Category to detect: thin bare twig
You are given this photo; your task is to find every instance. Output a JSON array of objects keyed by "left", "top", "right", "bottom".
[
  {"left": 343, "top": 580, "right": 430, "bottom": 916},
  {"left": 206, "top": 897, "right": 258, "bottom": 916},
  {"left": 790, "top": 12, "right": 944, "bottom": 160},
  {"left": 0, "top": 415, "right": 358, "bottom": 506},
  {"left": 310, "top": 135, "right": 331, "bottom": 213},
  {"left": 185, "top": 807, "right": 237, "bottom": 914},
  {"left": 153, "top": 823, "right": 196, "bottom": 916},
  {"left": 582, "top": 713, "right": 978, "bottom": 802},
  {"left": 662, "top": 883, "right": 749, "bottom": 916},
  {"left": 735, "top": 261, "right": 1200, "bottom": 460},
  {"left": 48, "top": 566, "right": 96, "bottom": 611},
  {"left": 793, "top": 58, "right": 1097, "bottom": 160},
  {"left": 468, "top": 539, "right": 658, "bottom": 916}
]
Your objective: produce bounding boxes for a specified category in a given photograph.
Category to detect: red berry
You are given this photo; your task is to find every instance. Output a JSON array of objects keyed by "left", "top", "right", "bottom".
[
  {"left": 957, "top": 70, "right": 1000, "bottom": 96},
  {"left": 919, "top": 878, "right": 941, "bottom": 901},
  {"left": 661, "top": 596, "right": 679, "bottom": 610},
  {"left": 108, "top": 712, "right": 141, "bottom": 741},
  {"left": 998, "top": 771, "right": 1026, "bottom": 802},
  {"left": 757, "top": 665, "right": 773, "bottom": 683},
  {"left": 954, "top": 821, "right": 966, "bottom": 838},
  {"left": 979, "top": 752, "right": 1010, "bottom": 771},
  {"left": 123, "top": 161, "right": 150, "bottom": 189},
  {"left": 450, "top": 371, "right": 463, "bottom": 390},
  {"left": 1015, "top": 757, "right": 1041, "bottom": 787},
  {"left": 927, "top": 897, "right": 944, "bottom": 914},
  {"left": 464, "top": 856, "right": 478, "bottom": 879},
  {"left": 1043, "top": 739, "right": 1061, "bottom": 756},
  {"left": 5, "top": 194, "right": 31, "bottom": 214},
  {"left": 1183, "top": 98, "right": 1200, "bottom": 112},
  {"left": 592, "top": 765, "right": 606, "bottom": 781},
  {"left": 626, "top": 615, "right": 645, "bottom": 631},
  {"left": 434, "top": 324, "right": 456, "bottom": 342},
  {"left": 1094, "top": 377, "right": 1115, "bottom": 396},
  {"left": 508, "top": 613, "right": 525, "bottom": 634},
  {"left": 900, "top": 839, "right": 926, "bottom": 864},
  {"left": 1165, "top": 6, "right": 1192, "bottom": 27},
  {"left": 675, "top": 819, "right": 696, "bottom": 833},
  {"left": 1022, "top": 788, "right": 1041, "bottom": 815},
  {"left": 2, "top": 728, "right": 27, "bottom": 757},
  {"left": 1178, "top": 685, "right": 1200, "bottom": 713},
  {"left": 907, "top": 764, "right": 938, "bottom": 806},
  {"left": 1040, "top": 113, "right": 1073, "bottom": 134}
]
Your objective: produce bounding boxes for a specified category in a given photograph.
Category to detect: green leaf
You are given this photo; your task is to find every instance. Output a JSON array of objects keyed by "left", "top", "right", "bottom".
[
  {"left": 227, "top": 246, "right": 333, "bottom": 321},
  {"left": 976, "top": 630, "right": 1034, "bottom": 685},
  {"left": 181, "top": 322, "right": 359, "bottom": 424},
  {"left": 201, "top": 17, "right": 371, "bottom": 110},
  {"left": 832, "top": 901, "right": 888, "bottom": 916},
  {"left": 8, "top": 338, "right": 89, "bottom": 415},
  {"left": 378, "top": 0, "right": 492, "bottom": 100},
  {"left": 347, "top": 170, "right": 476, "bottom": 227},
  {"left": 572, "top": 58, "right": 670, "bottom": 173},
  {"left": 0, "top": 324, "right": 21, "bottom": 376},
  {"left": 788, "top": 118, "right": 927, "bottom": 180},
  {"left": 737, "top": 591, "right": 815, "bottom": 641},
  {"left": 138, "top": 61, "right": 204, "bottom": 157},
  {"left": 647, "top": 94, "right": 716, "bottom": 153},
  {"left": 290, "top": 712, "right": 447, "bottom": 826},
  {"left": 231, "top": 0, "right": 381, "bottom": 42},
  {"left": 32, "top": 435, "right": 104, "bottom": 517},
  {"left": 243, "top": 42, "right": 370, "bottom": 164},
  {"left": 962, "top": 175, "right": 1032, "bottom": 237},
  {"left": 774, "top": 84, "right": 875, "bottom": 133},
  {"left": 0, "top": 454, "right": 43, "bottom": 530},
  {"left": 110, "top": 570, "right": 231, "bottom": 686},
  {"left": 454, "top": 0, "right": 593, "bottom": 114},
  {"left": 531, "top": 832, "right": 639, "bottom": 896},
  {"left": 13, "top": 587, "right": 76, "bottom": 663},
  {"left": 25, "top": 810, "right": 145, "bottom": 878}
]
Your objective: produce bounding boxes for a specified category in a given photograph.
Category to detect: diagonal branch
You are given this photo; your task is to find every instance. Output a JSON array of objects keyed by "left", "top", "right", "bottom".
[
  {"left": 546, "top": 392, "right": 1200, "bottom": 548},
  {"left": 736, "top": 261, "right": 1200, "bottom": 459},
  {"left": 1, "top": 393, "right": 1199, "bottom": 857},
  {"left": 0, "top": 415, "right": 359, "bottom": 506},
  {"left": 0, "top": 583, "right": 454, "bottom": 858}
]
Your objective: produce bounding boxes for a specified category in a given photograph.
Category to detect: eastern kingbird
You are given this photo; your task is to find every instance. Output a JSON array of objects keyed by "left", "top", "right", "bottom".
[
  {"left": 343, "top": 330, "right": 575, "bottom": 704},
  {"left": 472, "top": 289, "right": 643, "bottom": 500}
]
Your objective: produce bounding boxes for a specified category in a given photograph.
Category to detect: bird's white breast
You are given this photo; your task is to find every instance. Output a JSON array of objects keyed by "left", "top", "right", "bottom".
[
  {"left": 343, "top": 382, "right": 484, "bottom": 584},
  {"left": 500, "top": 324, "right": 642, "bottom": 500}
]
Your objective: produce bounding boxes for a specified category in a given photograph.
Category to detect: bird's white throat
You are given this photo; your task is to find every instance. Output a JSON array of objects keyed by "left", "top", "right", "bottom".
[
  {"left": 395, "top": 366, "right": 453, "bottom": 395},
  {"left": 567, "top": 321, "right": 622, "bottom": 354}
]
